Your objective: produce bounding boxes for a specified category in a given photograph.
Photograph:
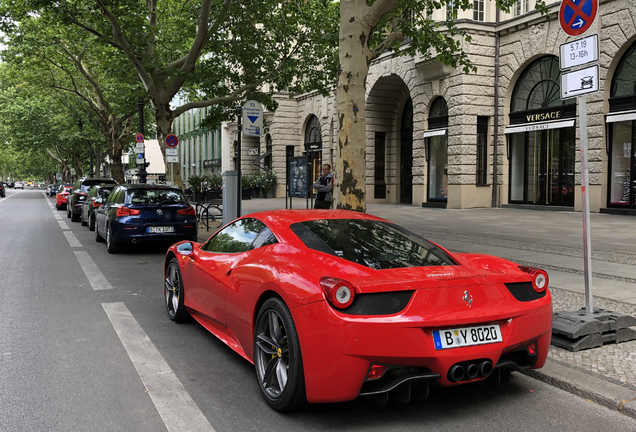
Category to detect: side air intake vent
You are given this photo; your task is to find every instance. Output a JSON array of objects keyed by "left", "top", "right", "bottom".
[
  {"left": 505, "top": 282, "right": 547, "bottom": 302},
  {"left": 340, "top": 291, "right": 414, "bottom": 315}
]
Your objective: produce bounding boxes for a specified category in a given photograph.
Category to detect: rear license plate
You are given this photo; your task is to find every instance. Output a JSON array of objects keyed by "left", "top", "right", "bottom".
[
  {"left": 147, "top": 226, "right": 174, "bottom": 233},
  {"left": 433, "top": 324, "right": 502, "bottom": 350}
]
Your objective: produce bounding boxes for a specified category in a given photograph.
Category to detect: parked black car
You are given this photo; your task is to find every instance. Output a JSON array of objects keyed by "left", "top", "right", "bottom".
[
  {"left": 68, "top": 178, "right": 118, "bottom": 222},
  {"left": 81, "top": 184, "right": 116, "bottom": 231},
  {"left": 94, "top": 184, "right": 197, "bottom": 253},
  {"left": 0, "top": 182, "right": 5, "bottom": 197}
]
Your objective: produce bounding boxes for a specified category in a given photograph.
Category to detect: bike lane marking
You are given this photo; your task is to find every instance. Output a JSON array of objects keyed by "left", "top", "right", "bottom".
[
  {"left": 74, "top": 251, "right": 112, "bottom": 290},
  {"left": 102, "top": 302, "right": 215, "bottom": 432}
]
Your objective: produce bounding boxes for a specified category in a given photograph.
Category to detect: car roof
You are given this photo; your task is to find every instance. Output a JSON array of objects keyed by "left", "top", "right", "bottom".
[
  {"left": 247, "top": 209, "right": 386, "bottom": 229},
  {"left": 118, "top": 184, "right": 182, "bottom": 190}
]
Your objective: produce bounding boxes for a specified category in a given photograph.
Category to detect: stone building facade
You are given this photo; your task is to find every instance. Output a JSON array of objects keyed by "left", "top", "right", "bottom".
[{"left": 219, "top": 0, "right": 636, "bottom": 214}]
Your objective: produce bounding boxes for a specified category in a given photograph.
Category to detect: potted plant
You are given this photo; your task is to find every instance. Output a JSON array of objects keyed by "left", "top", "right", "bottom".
[
  {"left": 260, "top": 170, "right": 277, "bottom": 198},
  {"left": 208, "top": 173, "right": 222, "bottom": 199},
  {"left": 251, "top": 173, "right": 263, "bottom": 198},
  {"left": 187, "top": 174, "right": 203, "bottom": 201},
  {"left": 241, "top": 174, "right": 252, "bottom": 200}
]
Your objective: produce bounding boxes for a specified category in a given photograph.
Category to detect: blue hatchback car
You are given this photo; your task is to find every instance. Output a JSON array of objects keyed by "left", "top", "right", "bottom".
[{"left": 94, "top": 184, "right": 198, "bottom": 253}]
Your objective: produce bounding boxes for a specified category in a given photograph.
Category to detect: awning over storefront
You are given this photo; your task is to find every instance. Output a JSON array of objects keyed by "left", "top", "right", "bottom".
[
  {"left": 605, "top": 111, "right": 636, "bottom": 123},
  {"left": 422, "top": 129, "right": 447, "bottom": 138},
  {"left": 504, "top": 119, "right": 575, "bottom": 134}
]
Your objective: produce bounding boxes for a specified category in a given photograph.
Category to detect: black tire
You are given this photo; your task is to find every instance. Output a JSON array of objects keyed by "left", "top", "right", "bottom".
[
  {"left": 72, "top": 208, "right": 80, "bottom": 222},
  {"left": 106, "top": 224, "right": 119, "bottom": 254},
  {"left": 164, "top": 258, "right": 190, "bottom": 323},
  {"left": 55, "top": 203, "right": 59, "bottom": 210},
  {"left": 95, "top": 220, "right": 105, "bottom": 242},
  {"left": 88, "top": 213, "right": 95, "bottom": 231},
  {"left": 253, "top": 297, "right": 306, "bottom": 411}
]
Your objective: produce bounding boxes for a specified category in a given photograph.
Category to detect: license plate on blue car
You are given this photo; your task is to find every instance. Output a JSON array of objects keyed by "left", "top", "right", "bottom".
[
  {"left": 433, "top": 324, "right": 502, "bottom": 350},
  {"left": 147, "top": 226, "right": 174, "bottom": 233}
]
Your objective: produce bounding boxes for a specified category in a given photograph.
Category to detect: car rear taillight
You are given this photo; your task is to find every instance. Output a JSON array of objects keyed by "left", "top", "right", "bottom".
[
  {"left": 92, "top": 198, "right": 101, "bottom": 208},
  {"left": 177, "top": 207, "right": 196, "bottom": 216},
  {"left": 319, "top": 277, "right": 356, "bottom": 309},
  {"left": 518, "top": 266, "right": 549, "bottom": 293},
  {"left": 116, "top": 206, "right": 141, "bottom": 217}
]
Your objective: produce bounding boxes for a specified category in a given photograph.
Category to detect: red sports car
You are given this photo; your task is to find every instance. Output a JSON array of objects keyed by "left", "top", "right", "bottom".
[
  {"left": 164, "top": 210, "right": 552, "bottom": 410},
  {"left": 55, "top": 185, "right": 73, "bottom": 210}
]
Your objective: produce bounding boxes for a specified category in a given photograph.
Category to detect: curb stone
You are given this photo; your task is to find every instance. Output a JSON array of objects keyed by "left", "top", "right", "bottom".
[{"left": 523, "top": 358, "right": 636, "bottom": 419}]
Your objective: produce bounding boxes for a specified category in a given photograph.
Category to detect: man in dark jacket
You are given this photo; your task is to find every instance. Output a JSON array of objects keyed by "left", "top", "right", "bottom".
[{"left": 313, "top": 164, "right": 334, "bottom": 209}]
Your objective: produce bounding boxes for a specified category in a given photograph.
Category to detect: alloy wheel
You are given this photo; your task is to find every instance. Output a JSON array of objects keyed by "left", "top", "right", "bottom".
[
  {"left": 255, "top": 309, "right": 289, "bottom": 399},
  {"left": 165, "top": 262, "right": 180, "bottom": 318}
]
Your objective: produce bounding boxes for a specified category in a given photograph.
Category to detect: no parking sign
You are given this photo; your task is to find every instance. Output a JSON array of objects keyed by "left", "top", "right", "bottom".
[{"left": 559, "top": 0, "right": 597, "bottom": 37}]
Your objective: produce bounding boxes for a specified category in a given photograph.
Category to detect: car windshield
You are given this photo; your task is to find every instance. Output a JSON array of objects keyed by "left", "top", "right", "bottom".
[
  {"left": 126, "top": 189, "right": 188, "bottom": 205},
  {"left": 290, "top": 219, "right": 456, "bottom": 270}
]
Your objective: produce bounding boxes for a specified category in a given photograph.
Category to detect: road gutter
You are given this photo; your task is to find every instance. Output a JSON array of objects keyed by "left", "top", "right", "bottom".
[{"left": 523, "top": 358, "right": 636, "bottom": 419}]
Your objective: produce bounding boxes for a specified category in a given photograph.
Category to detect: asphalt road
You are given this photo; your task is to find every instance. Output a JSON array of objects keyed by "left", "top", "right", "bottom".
[{"left": 1, "top": 188, "right": 636, "bottom": 432}]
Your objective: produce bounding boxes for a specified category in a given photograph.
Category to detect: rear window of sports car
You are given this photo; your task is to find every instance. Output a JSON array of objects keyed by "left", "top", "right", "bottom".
[{"left": 290, "top": 219, "right": 456, "bottom": 270}]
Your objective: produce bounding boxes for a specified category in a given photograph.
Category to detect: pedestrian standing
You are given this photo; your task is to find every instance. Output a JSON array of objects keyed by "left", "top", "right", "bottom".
[
  {"left": 313, "top": 164, "right": 334, "bottom": 209},
  {"left": 201, "top": 177, "right": 208, "bottom": 201}
]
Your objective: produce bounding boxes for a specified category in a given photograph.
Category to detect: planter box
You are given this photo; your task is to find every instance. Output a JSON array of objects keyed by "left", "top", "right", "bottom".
[
  {"left": 242, "top": 189, "right": 252, "bottom": 200},
  {"left": 251, "top": 187, "right": 261, "bottom": 198}
]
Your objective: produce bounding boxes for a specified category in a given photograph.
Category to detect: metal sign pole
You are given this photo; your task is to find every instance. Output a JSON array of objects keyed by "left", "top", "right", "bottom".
[
  {"left": 237, "top": 110, "right": 242, "bottom": 218},
  {"left": 579, "top": 95, "right": 594, "bottom": 314}
]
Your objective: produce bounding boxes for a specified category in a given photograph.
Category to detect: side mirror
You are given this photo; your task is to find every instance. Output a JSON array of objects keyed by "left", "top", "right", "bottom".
[{"left": 176, "top": 242, "right": 194, "bottom": 256}]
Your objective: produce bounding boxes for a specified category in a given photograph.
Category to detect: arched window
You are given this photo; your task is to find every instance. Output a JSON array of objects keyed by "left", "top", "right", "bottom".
[
  {"left": 304, "top": 115, "right": 322, "bottom": 182},
  {"left": 304, "top": 115, "right": 322, "bottom": 147},
  {"left": 608, "top": 41, "right": 636, "bottom": 208},
  {"left": 511, "top": 56, "right": 574, "bottom": 112},
  {"left": 427, "top": 97, "right": 448, "bottom": 203},
  {"left": 611, "top": 43, "right": 636, "bottom": 98},
  {"left": 428, "top": 97, "right": 448, "bottom": 129}
]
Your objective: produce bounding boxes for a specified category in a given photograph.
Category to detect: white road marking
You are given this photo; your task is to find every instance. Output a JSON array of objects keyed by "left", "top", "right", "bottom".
[
  {"left": 58, "top": 220, "right": 70, "bottom": 230},
  {"left": 63, "top": 231, "right": 82, "bottom": 247},
  {"left": 102, "top": 302, "right": 215, "bottom": 432},
  {"left": 74, "top": 251, "right": 112, "bottom": 290},
  {"left": 53, "top": 213, "right": 62, "bottom": 220}
]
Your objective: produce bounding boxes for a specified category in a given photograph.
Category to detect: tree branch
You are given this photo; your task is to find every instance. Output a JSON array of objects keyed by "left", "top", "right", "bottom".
[
  {"left": 66, "top": 17, "right": 122, "bottom": 50},
  {"left": 95, "top": 0, "right": 157, "bottom": 98},
  {"left": 368, "top": 20, "right": 406, "bottom": 61},
  {"left": 165, "top": 0, "right": 234, "bottom": 71},
  {"left": 365, "top": 0, "right": 401, "bottom": 27}
]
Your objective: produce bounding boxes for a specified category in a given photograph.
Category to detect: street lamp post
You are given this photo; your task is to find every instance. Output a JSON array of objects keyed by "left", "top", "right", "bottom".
[
  {"left": 137, "top": 100, "right": 149, "bottom": 184},
  {"left": 89, "top": 146, "right": 94, "bottom": 178}
]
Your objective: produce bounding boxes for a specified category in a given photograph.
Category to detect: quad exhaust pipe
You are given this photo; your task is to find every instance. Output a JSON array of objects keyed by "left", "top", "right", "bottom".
[
  {"left": 132, "top": 239, "right": 138, "bottom": 244},
  {"left": 448, "top": 360, "right": 493, "bottom": 382}
]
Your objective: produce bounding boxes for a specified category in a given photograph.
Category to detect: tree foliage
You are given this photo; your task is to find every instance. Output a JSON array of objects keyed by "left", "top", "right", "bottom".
[{"left": 0, "top": 0, "right": 340, "bottom": 188}]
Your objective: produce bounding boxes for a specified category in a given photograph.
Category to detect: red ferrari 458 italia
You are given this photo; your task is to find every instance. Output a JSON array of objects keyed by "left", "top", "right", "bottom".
[
  {"left": 55, "top": 185, "right": 74, "bottom": 210},
  {"left": 164, "top": 210, "right": 552, "bottom": 410}
]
